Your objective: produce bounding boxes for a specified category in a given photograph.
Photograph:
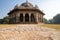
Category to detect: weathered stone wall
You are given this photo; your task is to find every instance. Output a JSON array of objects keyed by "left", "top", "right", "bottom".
[{"left": 9, "top": 10, "right": 44, "bottom": 24}]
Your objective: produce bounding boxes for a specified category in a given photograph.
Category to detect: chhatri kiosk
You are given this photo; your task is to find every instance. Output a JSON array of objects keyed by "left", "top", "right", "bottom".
[{"left": 8, "top": 1, "right": 45, "bottom": 24}]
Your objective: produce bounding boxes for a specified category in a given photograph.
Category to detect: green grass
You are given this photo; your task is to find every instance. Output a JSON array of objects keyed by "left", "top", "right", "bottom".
[{"left": 38, "top": 24, "right": 60, "bottom": 30}]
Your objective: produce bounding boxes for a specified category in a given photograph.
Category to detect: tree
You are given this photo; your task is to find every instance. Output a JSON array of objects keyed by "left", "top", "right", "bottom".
[
  {"left": 43, "top": 18, "right": 48, "bottom": 24},
  {"left": 53, "top": 14, "right": 60, "bottom": 24},
  {"left": 0, "top": 16, "right": 9, "bottom": 24},
  {"left": 0, "top": 19, "right": 4, "bottom": 24},
  {"left": 3, "top": 16, "right": 9, "bottom": 24},
  {"left": 48, "top": 19, "right": 54, "bottom": 24}
]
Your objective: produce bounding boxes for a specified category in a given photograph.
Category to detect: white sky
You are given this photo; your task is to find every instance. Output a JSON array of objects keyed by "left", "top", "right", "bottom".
[{"left": 37, "top": 0, "right": 60, "bottom": 19}]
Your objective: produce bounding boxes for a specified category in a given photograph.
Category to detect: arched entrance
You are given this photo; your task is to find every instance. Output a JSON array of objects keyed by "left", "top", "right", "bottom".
[
  {"left": 20, "top": 14, "right": 23, "bottom": 22},
  {"left": 31, "top": 14, "right": 35, "bottom": 22},
  {"left": 25, "top": 13, "right": 29, "bottom": 22}
]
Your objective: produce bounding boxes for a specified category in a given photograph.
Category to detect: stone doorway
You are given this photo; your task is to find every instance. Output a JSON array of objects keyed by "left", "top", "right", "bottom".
[
  {"left": 31, "top": 14, "right": 35, "bottom": 22},
  {"left": 20, "top": 14, "right": 23, "bottom": 22},
  {"left": 25, "top": 14, "right": 29, "bottom": 22}
]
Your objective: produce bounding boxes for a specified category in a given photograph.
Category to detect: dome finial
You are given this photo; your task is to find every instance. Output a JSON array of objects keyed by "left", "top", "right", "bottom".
[{"left": 26, "top": 0, "right": 28, "bottom": 4}]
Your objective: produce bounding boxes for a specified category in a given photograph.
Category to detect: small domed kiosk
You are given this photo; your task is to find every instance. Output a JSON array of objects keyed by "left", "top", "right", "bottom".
[{"left": 8, "top": 1, "right": 45, "bottom": 24}]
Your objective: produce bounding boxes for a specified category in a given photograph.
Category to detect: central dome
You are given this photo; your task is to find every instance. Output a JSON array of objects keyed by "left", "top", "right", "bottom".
[{"left": 21, "top": 1, "right": 33, "bottom": 7}]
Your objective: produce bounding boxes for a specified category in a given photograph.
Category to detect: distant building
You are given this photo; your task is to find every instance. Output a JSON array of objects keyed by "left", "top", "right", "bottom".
[{"left": 8, "top": 1, "right": 45, "bottom": 24}]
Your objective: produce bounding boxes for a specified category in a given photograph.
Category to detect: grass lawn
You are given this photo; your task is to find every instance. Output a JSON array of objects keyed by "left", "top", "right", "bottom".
[
  {"left": 38, "top": 24, "right": 60, "bottom": 30},
  {"left": 0, "top": 24, "right": 60, "bottom": 30},
  {"left": 0, "top": 24, "right": 16, "bottom": 28}
]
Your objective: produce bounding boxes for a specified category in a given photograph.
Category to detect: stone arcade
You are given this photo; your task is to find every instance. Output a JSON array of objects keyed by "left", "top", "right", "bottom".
[{"left": 8, "top": 1, "right": 45, "bottom": 24}]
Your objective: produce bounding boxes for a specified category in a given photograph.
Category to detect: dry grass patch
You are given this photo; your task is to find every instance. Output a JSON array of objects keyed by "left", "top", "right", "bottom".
[
  {"left": 0, "top": 24, "right": 16, "bottom": 28},
  {"left": 38, "top": 24, "right": 60, "bottom": 30},
  {"left": 0, "top": 24, "right": 60, "bottom": 30},
  {"left": 0, "top": 24, "right": 37, "bottom": 28}
]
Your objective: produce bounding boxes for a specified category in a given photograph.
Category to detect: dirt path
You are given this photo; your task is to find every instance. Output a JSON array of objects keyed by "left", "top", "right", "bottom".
[{"left": 0, "top": 24, "right": 60, "bottom": 40}]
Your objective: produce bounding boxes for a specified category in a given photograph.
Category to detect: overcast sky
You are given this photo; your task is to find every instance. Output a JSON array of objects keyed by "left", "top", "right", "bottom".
[{"left": 0, "top": 0, "right": 60, "bottom": 19}]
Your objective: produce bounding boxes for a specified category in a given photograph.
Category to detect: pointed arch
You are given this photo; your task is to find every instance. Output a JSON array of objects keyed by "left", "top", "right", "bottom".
[
  {"left": 25, "top": 13, "right": 29, "bottom": 22},
  {"left": 31, "top": 14, "right": 35, "bottom": 22},
  {"left": 20, "top": 14, "right": 23, "bottom": 22}
]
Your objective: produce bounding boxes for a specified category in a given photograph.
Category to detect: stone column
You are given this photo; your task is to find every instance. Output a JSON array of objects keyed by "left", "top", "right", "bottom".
[
  {"left": 16, "top": 12, "right": 20, "bottom": 23},
  {"left": 42, "top": 17, "right": 44, "bottom": 22},
  {"left": 41, "top": 15, "right": 42, "bottom": 23},
  {"left": 40, "top": 15, "right": 41, "bottom": 23},
  {"left": 36, "top": 13, "right": 38, "bottom": 23},
  {"left": 12, "top": 14, "right": 13, "bottom": 23},
  {"left": 15, "top": 14, "right": 16, "bottom": 23},
  {"left": 29, "top": 13, "right": 31, "bottom": 22}
]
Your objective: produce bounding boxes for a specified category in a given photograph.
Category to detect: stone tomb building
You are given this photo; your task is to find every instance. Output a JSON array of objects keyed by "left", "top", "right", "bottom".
[{"left": 8, "top": 1, "right": 45, "bottom": 24}]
